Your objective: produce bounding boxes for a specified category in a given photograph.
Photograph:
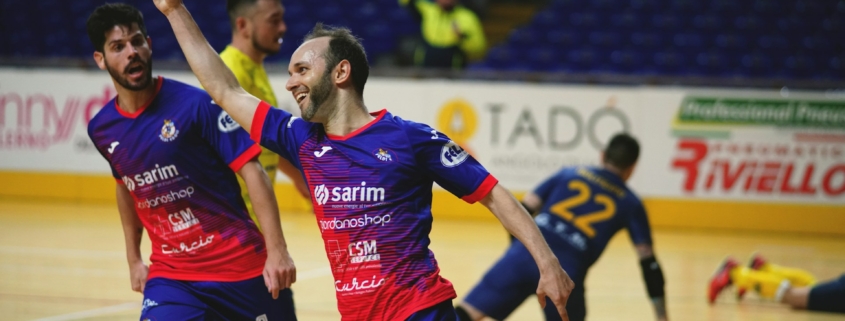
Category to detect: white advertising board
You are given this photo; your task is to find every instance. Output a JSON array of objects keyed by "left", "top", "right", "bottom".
[{"left": 1, "top": 68, "right": 843, "bottom": 204}]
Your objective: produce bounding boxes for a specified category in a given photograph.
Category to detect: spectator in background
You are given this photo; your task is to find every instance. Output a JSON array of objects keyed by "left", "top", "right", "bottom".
[{"left": 400, "top": 0, "right": 487, "bottom": 69}]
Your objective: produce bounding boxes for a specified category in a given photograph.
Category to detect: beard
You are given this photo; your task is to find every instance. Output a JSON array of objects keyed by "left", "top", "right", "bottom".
[
  {"left": 106, "top": 55, "right": 153, "bottom": 91},
  {"left": 252, "top": 27, "right": 281, "bottom": 55},
  {"left": 302, "top": 69, "right": 333, "bottom": 121}
]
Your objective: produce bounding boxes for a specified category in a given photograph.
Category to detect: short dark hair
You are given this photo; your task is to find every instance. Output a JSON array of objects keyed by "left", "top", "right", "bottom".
[
  {"left": 304, "top": 23, "right": 369, "bottom": 96},
  {"left": 86, "top": 3, "right": 148, "bottom": 53},
  {"left": 226, "top": 0, "right": 281, "bottom": 31},
  {"left": 603, "top": 133, "right": 640, "bottom": 170}
]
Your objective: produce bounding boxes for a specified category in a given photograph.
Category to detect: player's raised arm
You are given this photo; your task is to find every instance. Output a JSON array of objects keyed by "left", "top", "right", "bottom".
[
  {"left": 153, "top": 0, "right": 259, "bottom": 132},
  {"left": 481, "top": 185, "right": 575, "bottom": 320}
]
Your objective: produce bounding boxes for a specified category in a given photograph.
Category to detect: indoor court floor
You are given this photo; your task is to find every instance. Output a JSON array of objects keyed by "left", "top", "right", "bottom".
[{"left": 1, "top": 199, "right": 843, "bottom": 321}]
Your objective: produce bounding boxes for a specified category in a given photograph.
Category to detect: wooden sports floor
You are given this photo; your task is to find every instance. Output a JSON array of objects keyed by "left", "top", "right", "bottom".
[{"left": 1, "top": 199, "right": 843, "bottom": 321}]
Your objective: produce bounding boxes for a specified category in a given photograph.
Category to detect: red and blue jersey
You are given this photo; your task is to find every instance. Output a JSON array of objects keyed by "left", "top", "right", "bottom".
[
  {"left": 87, "top": 77, "right": 266, "bottom": 282},
  {"left": 532, "top": 166, "right": 653, "bottom": 268},
  {"left": 251, "top": 102, "right": 498, "bottom": 321}
]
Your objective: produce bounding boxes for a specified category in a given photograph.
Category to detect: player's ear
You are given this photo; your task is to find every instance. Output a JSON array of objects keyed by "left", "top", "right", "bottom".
[
  {"left": 146, "top": 36, "right": 152, "bottom": 51},
  {"left": 236, "top": 16, "right": 249, "bottom": 37},
  {"left": 334, "top": 60, "right": 352, "bottom": 88},
  {"left": 93, "top": 51, "right": 106, "bottom": 70}
]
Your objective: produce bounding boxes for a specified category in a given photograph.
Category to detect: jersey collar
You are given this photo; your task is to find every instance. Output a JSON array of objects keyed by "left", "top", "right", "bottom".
[
  {"left": 326, "top": 109, "right": 387, "bottom": 141},
  {"left": 114, "top": 76, "right": 164, "bottom": 119}
]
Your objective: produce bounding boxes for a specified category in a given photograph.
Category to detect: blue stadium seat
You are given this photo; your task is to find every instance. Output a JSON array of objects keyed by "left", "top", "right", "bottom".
[
  {"left": 546, "top": 30, "right": 583, "bottom": 48},
  {"left": 784, "top": 55, "right": 817, "bottom": 78},
  {"left": 588, "top": 31, "right": 622, "bottom": 48},
  {"left": 569, "top": 12, "right": 601, "bottom": 30},
  {"left": 610, "top": 50, "right": 644, "bottom": 72},
  {"left": 652, "top": 51, "right": 687, "bottom": 75},
  {"left": 527, "top": 47, "right": 560, "bottom": 71},
  {"left": 533, "top": 10, "right": 559, "bottom": 28},
  {"left": 741, "top": 53, "right": 774, "bottom": 77},
  {"left": 692, "top": 14, "right": 725, "bottom": 32},
  {"left": 610, "top": 12, "right": 641, "bottom": 29},
  {"left": 629, "top": 0, "right": 661, "bottom": 12},
  {"left": 708, "top": 0, "right": 744, "bottom": 15},
  {"left": 756, "top": 35, "right": 789, "bottom": 50},
  {"left": 630, "top": 32, "right": 663, "bottom": 48},
  {"left": 715, "top": 34, "right": 748, "bottom": 50},
  {"left": 670, "top": 0, "right": 704, "bottom": 13},
  {"left": 567, "top": 47, "right": 603, "bottom": 71},
  {"left": 509, "top": 28, "right": 539, "bottom": 46},
  {"left": 651, "top": 14, "right": 684, "bottom": 31}
]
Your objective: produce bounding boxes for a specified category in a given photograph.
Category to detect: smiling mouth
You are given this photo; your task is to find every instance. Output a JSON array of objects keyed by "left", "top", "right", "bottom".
[{"left": 295, "top": 91, "right": 309, "bottom": 104}]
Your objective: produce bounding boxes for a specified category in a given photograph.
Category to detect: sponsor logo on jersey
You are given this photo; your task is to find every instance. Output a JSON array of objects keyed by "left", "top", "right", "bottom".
[
  {"left": 217, "top": 111, "right": 241, "bottom": 132},
  {"left": 441, "top": 141, "right": 468, "bottom": 167},
  {"left": 314, "top": 146, "right": 332, "bottom": 157},
  {"left": 313, "top": 181, "right": 385, "bottom": 206},
  {"left": 373, "top": 148, "right": 396, "bottom": 162},
  {"left": 122, "top": 164, "right": 181, "bottom": 192},
  {"left": 161, "top": 234, "right": 214, "bottom": 255},
  {"left": 159, "top": 119, "right": 179, "bottom": 142},
  {"left": 348, "top": 240, "right": 379, "bottom": 263},
  {"left": 319, "top": 214, "right": 391, "bottom": 231},
  {"left": 137, "top": 186, "right": 195, "bottom": 209},
  {"left": 107, "top": 141, "right": 119, "bottom": 154},
  {"left": 335, "top": 275, "right": 386, "bottom": 294}
]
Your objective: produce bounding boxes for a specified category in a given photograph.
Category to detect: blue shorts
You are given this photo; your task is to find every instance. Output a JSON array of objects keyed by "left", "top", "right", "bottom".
[
  {"left": 406, "top": 300, "right": 459, "bottom": 321},
  {"left": 808, "top": 274, "right": 845, "bottom": 314},
  {"left": 463, "top": 238, "right": 587, "bottom": 321},
  {"left": 140, "top": 276, "right": 296, "bottom": 321}
]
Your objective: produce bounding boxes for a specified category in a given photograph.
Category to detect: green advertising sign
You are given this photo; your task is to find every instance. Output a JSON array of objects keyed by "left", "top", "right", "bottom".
[{"left": 678, "top": 97, "right": 845, "bottom": 128}]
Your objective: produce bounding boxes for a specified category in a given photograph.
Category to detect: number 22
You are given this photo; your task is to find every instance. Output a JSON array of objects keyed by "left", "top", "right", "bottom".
[{"left": 548, "top": 180, "right": 616, "bottom": 238}]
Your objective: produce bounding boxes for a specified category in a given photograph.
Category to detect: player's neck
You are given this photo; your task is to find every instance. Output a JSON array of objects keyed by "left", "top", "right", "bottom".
[
  {"left": 231, "top": 38, "right": 265, "bottom": 64},
  {"left": 114, "top": 78, "right": 158, "bottom": 114},
  {"left": 322, "top": 96, "right": 373, "bottom": 137}
]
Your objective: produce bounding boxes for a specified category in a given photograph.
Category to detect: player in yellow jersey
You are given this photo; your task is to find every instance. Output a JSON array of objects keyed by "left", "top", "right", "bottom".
[{"left": 221, "top": 0, "right": 310, "bottom": 225}]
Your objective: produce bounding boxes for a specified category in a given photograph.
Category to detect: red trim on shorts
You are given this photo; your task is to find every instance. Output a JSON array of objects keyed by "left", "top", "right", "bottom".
[
  {"left": 115, "top": 178, "right": 124, "bottom": 184},
  {"left": 229, "top": 144, "right": 262, "bottom": 172},
  {"left": 115, "top": 76, "right": 163, "bottom": 119},
  {"left": 326, "top": 109, "right": 387, "bottom": 141},
  {"left": 461, "top": 174, "right": 498, "bottom": 204},
  {"left": 250, "top": 101, "right": 272, "bottom": 143}
]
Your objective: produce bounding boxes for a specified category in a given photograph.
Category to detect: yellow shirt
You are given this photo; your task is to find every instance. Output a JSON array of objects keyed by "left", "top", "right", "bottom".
[
  {"left": 220, "top": 45, "right": 280, "bottom": 227},
  {"left": 400, "top": 0, "right": 487, "bottom": 61}
]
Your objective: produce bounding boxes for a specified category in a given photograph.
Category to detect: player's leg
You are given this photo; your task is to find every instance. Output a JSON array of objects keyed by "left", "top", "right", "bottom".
[
  {"left": 750, "top": 254, "right": 817, "bottom": 287},
  {"left": 141, "top": 277, "right": 224, "bottom": 321},
  {"left": 805, "top": 274, "right": 845, "bottom": 313},
  {"left": 194, "top": 275, "right": 297, "bottom": 320},
  {"left": 406, "top": 300, "right": 459, "bottom": 321},
  {"left": 458, "top": 241, "right": 542, "bottom": 321},
  {"left": 541, "top": 283, "right": 585, "bottom": 321},
  {"left": 193, "top": 276, "right": 296, "bottom": 320},
  {"left": 731, "top": 266, "right": 789, "bottom": 300}
]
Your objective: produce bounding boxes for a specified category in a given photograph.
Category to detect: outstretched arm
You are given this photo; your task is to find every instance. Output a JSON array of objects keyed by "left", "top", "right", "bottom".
[
  {"left": 481, "top": 184, "right": 575, "bottom": 321},
  {"left": 636, "top": 244, "right": 668, "bottom": 321},
  {"left": 154, "top": 0, "right": 260, "bottom": 132}
]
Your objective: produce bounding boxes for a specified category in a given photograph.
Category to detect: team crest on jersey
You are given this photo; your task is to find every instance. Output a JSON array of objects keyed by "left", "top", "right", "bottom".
[
  {"left": 373, "top": 148, "right": 397, "bottom": 162},
  {"left": 159, "top": 119, "right": 179, "bottom": 142}
]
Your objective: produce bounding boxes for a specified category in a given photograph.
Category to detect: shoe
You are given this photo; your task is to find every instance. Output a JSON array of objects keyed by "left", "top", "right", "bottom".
[
  {"left": 708, "top": 257, "right": 739, "bottom": 304},
  {"left": 738, "top": 253, "right": 767, "bottom": 299}
]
